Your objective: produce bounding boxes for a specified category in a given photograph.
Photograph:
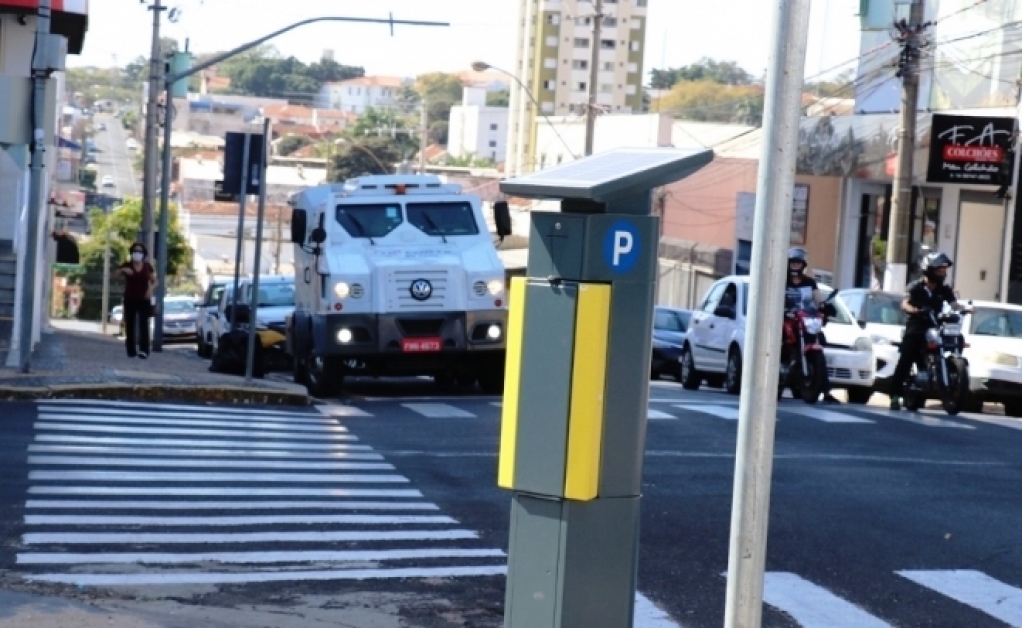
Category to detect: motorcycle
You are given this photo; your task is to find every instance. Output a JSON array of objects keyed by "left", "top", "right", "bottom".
[
  {"left": 902, "top": 307, "right": 970, "bottom": 415},
  {"left": 779, "top": 293, "right": 838, "bottom": 405}
]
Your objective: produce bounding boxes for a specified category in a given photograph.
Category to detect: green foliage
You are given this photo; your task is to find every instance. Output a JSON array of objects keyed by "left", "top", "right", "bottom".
[
  {"left": 414, "top": 73, "right": 465, "bottom": 138},
  {"left": 328, "top": 136, "right": 403, "bottom": 182},
  {"left": 121, "top": 109, "right": 138, "bottom": 131},
  {"left": 649, "top": 58, "right": 754, "bottom": 90},
  {"left": 350, "top": 107, "right": 418, "bottom": 155},
  {"left": 217, "top": 45, "right": 363, "bottom": 99},
  {"left": 428, "top": 121, "right": 449, "bottom": 146},
  {"left": 442, "top": 153, "right": 495, "bottom": 168},
  {"left": 486, "top": 89, "right": 510, "bottom": 107},
  {"left": 277, "top": 135, "right": 314, "bottom": 156},
  {"left": 655, "top": 80, "right": 764, "bottom": 125}
]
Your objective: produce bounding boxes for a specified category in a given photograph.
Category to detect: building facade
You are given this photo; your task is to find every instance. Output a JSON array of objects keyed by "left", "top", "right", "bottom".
[
  {"left": 506, "top": 0, "right": 648, "bottom": 175},
  {"left": 447, "top": 87, "right": 509, "bottom": 163},
  {"left": 316, "top": 76, "right": 408, "bottom": 114}
]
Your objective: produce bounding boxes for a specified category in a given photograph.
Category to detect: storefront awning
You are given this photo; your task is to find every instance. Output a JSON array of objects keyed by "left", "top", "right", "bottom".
[
  {"left": 58, "top": 136, "right": 81, "bottom": 150},
  {"left": 0, "top": 1, "right": 88, "bottom": 54}
]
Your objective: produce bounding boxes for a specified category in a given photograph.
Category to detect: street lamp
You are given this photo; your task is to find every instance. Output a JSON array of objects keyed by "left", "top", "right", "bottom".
[{"left": 471, "top": 61, "right": 577, "bottom": 169}]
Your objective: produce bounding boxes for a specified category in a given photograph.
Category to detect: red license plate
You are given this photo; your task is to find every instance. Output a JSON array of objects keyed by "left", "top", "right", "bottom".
[{"left": 402, "top": 337, "right": 442, "bottom": 353}]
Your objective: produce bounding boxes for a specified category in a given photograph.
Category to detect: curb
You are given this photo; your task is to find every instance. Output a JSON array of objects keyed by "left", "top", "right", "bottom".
[{"left": 0, "top": 383, "right": 311, "bottom": 406}]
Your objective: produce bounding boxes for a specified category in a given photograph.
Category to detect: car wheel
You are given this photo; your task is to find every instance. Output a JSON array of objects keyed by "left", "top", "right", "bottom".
[
  {"left": 679, "top": 347, "right": 702, "bottom": 390},
  {"left": 725, "top": 348, "right": 742, "bottom": 395}
]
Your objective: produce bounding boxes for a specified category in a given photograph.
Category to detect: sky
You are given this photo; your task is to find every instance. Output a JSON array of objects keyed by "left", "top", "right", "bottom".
[{"left": 70, "top": 0, "right": 863, "bottom": 82}]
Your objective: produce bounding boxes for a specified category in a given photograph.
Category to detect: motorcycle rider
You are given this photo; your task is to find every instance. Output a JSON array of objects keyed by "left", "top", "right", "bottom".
[
  {"left": 784, "top": 247, "right": 840, "bottom": 404},
  {"left": 889, "top": 251, "right": 969, "bottom": 410}
]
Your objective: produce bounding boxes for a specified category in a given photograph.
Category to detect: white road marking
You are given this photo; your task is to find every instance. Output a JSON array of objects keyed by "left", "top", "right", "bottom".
[
  {"left": 27, "top": 456, "right": 393, "bottom": 471},
  {"left": 29, "top": 470, "right": 409, "bottom": 484},
  {"left": 762, "top": 572, "right": 893, "bottom": 628},
  {"left": 491, "top": 402, "right": 502, "bottom": 408},
  {"left": 25, "top": 565, "right": 507, "bottom": 586},
  {"left": 402, "top": 403, "right": 477, "bottom": 418},
  {"left": 17, "top": 548, "right": 505, "bottom": 566},
  {"left": 23, "top": 529, "right": 480, "bottom": 545},
  {"left": 634, "top": 592, "right": 681, "bottom": 627},
  {"left": 782, "top": 407, "right": 875, "bottom": 424},
  {"left": 24, "top": 514, "right": 457, "bottom": 527},
  {"left": 35, "top": 434, "right": 369, "bottom": 450},
  {"left": 317, "top": 405, "right": 372, "bottom": 418},
  {"left": 953, "top": 413, "right": 1022, "bottom": 432},
  {"left": 647, "top": 409, "right": 677, "bottom": 420},
  {"left": 41, "top": 407, "right": 334, "bottom": 425},
  {"left": 862, "top": 408, "right": 975, "bottom": 429},
  {"left": 34, "top": 422, "right": 356, "bottom": 442},
  {"left": 38, "top": 399, "right": 315, "bottom": 417},
  {"left": 38, "top": 413, "right": 347, "bottom": 433},
  {"left": 674, "top": 404, "right": 739, "bottom": 420},
  {"left": 27, "top": 444, "right": 383, "bottom": 460},
  {"left": 898, "top": 570, "right": 1022, "bottom": 627},
  {"left": 29, "top": 486, "right": 423, "bottom": 497},
  {"left": 25, "top": 500, "right": 439, "bottom": 511}
]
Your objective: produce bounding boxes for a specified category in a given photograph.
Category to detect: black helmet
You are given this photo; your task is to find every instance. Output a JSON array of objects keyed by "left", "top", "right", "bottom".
[
  {"left": 788, "top": 247, "right": 808, "bottom": 276},
  {"left": 920, "top": 251, "right": 953, "bottom": 282}
]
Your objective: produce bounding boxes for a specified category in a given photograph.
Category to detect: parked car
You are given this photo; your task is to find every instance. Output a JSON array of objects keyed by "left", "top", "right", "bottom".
[
  {"left": 125, "top": 138, "right": 138, "bottom": 151},
  {"left": 679, "top": 276, "right": 875, "bottom": 401},
  {"left": 101, "top": 175, "right": 114, "bottom": 188},
  {"left": 196, "top": 276, "right": 235, "bottom": 358},
  {"left": 959, "top": 301, "right": 1022, "bottom": 416},
  {"left": 96, "top": 122, "right": 106, "bottom": 131},
  {"left": 160, "top": 296, "right": 199, "bottom": 341},
  {"left": 838, "top": 289, "right": 906, "bottom": 393},
  {"left": 210, "top": 276, "right": 294, "bottom": 356},
  {"left": 108, "top": 305, "right": 123, "bottom": 334},
  {"left": 651, "top": 306, "right": 691, "bottom": 380}
]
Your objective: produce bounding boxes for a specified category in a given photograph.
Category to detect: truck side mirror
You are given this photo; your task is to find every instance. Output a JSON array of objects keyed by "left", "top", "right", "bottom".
[
  {"left": 290, "top": 209, "right": 307, "bottom": 244},
  {"left": 310, "top": 227, "right": 326, "bottom": 244},
  {"left": 494, "top": 201, "right": 512, "bottom": 239}
]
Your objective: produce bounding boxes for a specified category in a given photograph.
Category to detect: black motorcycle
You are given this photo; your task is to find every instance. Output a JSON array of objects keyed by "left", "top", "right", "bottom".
[{"left": 902, "top": 308, "right": 970, "bottom": 415}]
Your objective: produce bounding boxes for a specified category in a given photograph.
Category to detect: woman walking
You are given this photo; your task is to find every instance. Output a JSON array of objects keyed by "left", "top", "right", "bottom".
[{"left": 113, "top": 242, "right": 158, "bottom": 358}]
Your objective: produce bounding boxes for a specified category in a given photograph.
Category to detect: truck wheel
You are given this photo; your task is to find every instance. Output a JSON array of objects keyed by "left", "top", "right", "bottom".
[
  {"left": 477, "top": 366, "right": 505, "bottom": 395},
  {"left": 305, "top": 355, "right": 343, "bottom": 398}
]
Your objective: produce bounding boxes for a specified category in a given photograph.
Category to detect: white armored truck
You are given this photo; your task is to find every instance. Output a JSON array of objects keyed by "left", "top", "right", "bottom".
[{"left": 286, "top": 174, "right": 511, "bottom": 396}]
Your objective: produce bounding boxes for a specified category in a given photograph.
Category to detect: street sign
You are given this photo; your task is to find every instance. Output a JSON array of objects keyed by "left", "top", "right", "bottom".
[
  {"left": 222, "top": 132, "right": 265, "bottom": 195},
  {"left": 604, "top": 220, "right": 640, "bottom": 272}
]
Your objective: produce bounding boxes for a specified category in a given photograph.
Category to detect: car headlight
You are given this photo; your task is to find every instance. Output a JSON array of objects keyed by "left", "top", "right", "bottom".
[
  {"left": 487, "top": 279, "right": 504, "bottom": 296},
  {"left": 334, "top": 282, "right": 351, "bottom": 299},
  {"left": 985, "top": 352, "right": 1020, "bottom": 367},
  {"left": 854, "top": 337, "right": 873, "bottom": 352},
  {"left": 870, "top": 334, "right": 891, "bottom": 345}
]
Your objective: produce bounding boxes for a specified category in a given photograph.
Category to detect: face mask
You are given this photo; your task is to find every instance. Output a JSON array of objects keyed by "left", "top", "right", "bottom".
[{"left": 132, "top": 252, "right": 144, "bottom": 262}]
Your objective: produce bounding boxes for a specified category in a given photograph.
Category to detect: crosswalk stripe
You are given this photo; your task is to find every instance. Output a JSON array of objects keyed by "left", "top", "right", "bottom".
[
  {"left": 29, "top": 470, "right": 409, "bottom": 483},
  {"left": 34, "top": 422, "right": 357, "bottom": 442},
  {"left": 38, "top": 413, "right": 348, "bottom": 433},
  {"left": 27, "top": 456, "right": 394, "bottom": 471},
  {"left": 402, "top": 403, "right": 476, "bottom": 418},
  {"left": 953, "top": 413, "right": 1022, "bottom": 432},
  {"left": 25, "top": 500, "right": 440, "bottom": 511},
  {"left": 781, "top": 406, "right": 875, "bottom": 424},
  {"left": 317, "top": 405, "right": 373, "bottom": 418},
  {"left": 898, "top": 570, "right": 1022, "bottom": 626},
  {"left": 24, "top": 514, "right": 457, "bottom": 527},
  {"left": 674, "top": 404, "right": 739, "bottom": 420},
  {"left": 763, "top": 572, "right": 893, "bottom": 627},
  {"left": 28, "top": 486, "right": 423, "bottom": 497},
  {"left": 36, "top": 434, "right": 370, "bottom": 451},
  {"left": 634, "top": 593, "right": 681, "bottom": 627},
  {"left": 862, "top": 408, "right": 976, "bottom": 429},
  {"left": 24, "top": 565, "right": 507, "bottom": 586},
  {"left": 41, "top": 407, "right": 335, "bottom": 425},
  {"left": 38, "top": 399, "right": 316, "bottom": 417},
  {"left": 17, "top": 548, "right": 505, "bottom": 565},
  {"left": 27, "top": 444, "right": 384, "bottom": 460},
  {"left": 23, "top": 529, "right": 481, "bottom": 545},
  {"left": 647, "top": 409, "right": 677, "bottom": 420}
]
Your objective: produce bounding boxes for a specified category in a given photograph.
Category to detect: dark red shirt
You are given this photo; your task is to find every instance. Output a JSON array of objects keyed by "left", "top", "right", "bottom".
[{"left": 122, "top": 262, "right": 154, "bottom": 301}]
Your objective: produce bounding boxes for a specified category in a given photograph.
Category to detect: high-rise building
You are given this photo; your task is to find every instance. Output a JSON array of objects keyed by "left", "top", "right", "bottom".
[{"left": 507, "top": 0, "right": 648, "bottom": 175}]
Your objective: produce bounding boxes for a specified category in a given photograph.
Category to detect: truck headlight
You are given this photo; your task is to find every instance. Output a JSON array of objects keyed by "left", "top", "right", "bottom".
[
  {"left": 854, "top": 337, "right": 873, "bottom": 351},
  {"left": 334, "top": 282, "right": 351, "bottom": 299},
  {"left": 487, "top": 324, "right": 501, "bottom": 340},
  {"left": 487, "top": 279, "right": 504, "bottom": 296},
  {"left": 337, "top": 328, "right": 353, "bottom": 343}
]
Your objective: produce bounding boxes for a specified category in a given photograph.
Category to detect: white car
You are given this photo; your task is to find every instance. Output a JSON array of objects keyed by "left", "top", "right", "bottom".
[
  {"left": 680, "top": 275, "right": 875, "bottom": 402},
  {"left": 960, "top": 301, "right": 1022, "bottom": 416},
  {"left": 101, "top": 175, "right": 114, "bottom": 188},
  {"left": 126, "top": 138, "right": 138, "bottom": 151},
  {"left": 835, "top": 288, "right": 906, "bottom": 393}
]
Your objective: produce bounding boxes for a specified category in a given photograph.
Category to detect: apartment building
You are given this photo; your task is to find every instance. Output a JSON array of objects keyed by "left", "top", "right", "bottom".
[{"left": 506, "top": 0, "right": 648, "bottom": 175}]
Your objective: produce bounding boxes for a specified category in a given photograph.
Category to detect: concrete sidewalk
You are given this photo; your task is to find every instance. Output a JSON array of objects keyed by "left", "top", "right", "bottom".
[{"left": 0, "top": 319, "right": 309, "bottom": 405}]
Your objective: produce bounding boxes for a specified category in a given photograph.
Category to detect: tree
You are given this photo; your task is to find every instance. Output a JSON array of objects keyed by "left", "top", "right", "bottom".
[
  {"left": 487, "top": 89, "right": 510, "bottom": 107},
  {"left": 328, "top": 136, "right": 403, "bottom": 182},
  {"left": 349, "top": 107, "right": 418, "bottom": 155},
  {"left": 654, "top": 80, "right": 764, "bottom": 125},
  {"left": 216, "top": 45, "right": 364, "bottom": 99},
  {"left": 414, "top": 72, "right": 465, "bottom": 140},
  {"left": 649, "top": 58, "right": 755, "bottom": 89},
  {"left": 428, "top": 121, "right": 449, "bottom": 145},
  {"left": 277, "top": 135, "right": 314, "bottom": 156}
]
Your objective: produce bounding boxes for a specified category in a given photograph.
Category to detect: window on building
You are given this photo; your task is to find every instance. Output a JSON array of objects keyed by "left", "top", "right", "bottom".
[
  {"left": 574, "top": 37, "right": 590, "bottom": 48},
  {"left": 488, "top": 140, "right": 497, "bottom": 148},
  {"left": 602, "top": 62, "right": 614, "bottom": 71},
  {"left": 573, "top": 60, "right": 589, "bottom": 70},
  {"left": 635, "top": 0, "right": 647, "bottom": 6},
  {"left": 626, "top": 84, "right": 637, "bottom": 95},
  {"left": 546, "top": 13, "right": 560, "bottom": 25},
  {"left": 627, "top": 62, "right": 638, "bottom": 73},
  {"left": 631, "top": 41, "right": 641, "bottom": 52},
  {"left": 600, "top": 84, "right": 614, "bottom": 93},
  {"left": 491, "top": 151, "right": 497, "bottom": 160},
  {"left": 631, "top": 18, "right": 642, "bottom": 29},
  {"left": 576, "top": 17, "right": 591, "bottom": 26},
  {"left": 490, "top": 123, "right": 499, "bottom": 131},
  {"left": 546, "top": 36, "right": 558, "bottom": 47},
  {"left": 601, "top": 39, "right": 616, "bottom": 49},
  {"left": 543, "top": 80, "right": 556, "bottom": 90},
  {"left": 574, "top": 82, "right": 588, "bottom": 92},
  {"left": 605, "top": 0, "right": 617, "bottom": 3},
  {"left": 603, "top": 17, "right": 617, "bottom": 27},
  {"left": 542, "top": 102, "right": 555, "bottom": 113},
  {"left": 545, "top": 58, "right": 557, "bottom": 69}
]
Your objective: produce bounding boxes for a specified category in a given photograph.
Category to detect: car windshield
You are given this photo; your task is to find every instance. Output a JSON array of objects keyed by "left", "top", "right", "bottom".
[
  {"left": 818, "top": 289, "right": 855, "bottom": 325},
  {"left": 406, "top": 202, "right": 479, "bottom": 237},
  {"left": 165, "top": 300, "right": 195, "bottom": 314},
  {"left": 256, "top": 283, "right": 295, "bottom": 307},
  {"left": 655, "top": 309, "right": 689, "bottom": 332},
  {"left": 336, "top": 203, "right": 403, "bottom": 239},
  {"left": 864, "top": 293, "right": 906, "bottom": 325},
  {"left": 971, "top": 308, "right": 1022, "bottom": 338}
]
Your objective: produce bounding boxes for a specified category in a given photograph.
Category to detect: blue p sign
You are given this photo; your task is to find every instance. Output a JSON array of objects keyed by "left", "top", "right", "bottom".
[{"left": 603, "top": 220, "right": 640, "bottom": 273}]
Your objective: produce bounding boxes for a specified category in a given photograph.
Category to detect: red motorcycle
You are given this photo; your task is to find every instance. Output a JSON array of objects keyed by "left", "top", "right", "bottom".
[{"left": 778, "top": 296, "right": 837, "bottom": 404}]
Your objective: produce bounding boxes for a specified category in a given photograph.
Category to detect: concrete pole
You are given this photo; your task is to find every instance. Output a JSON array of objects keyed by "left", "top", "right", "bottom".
[
  {"left": 141, "top": 0, "right": 165, "bottom": 259},
  {"left": 18, "top": 0, "right": 52, "bottom": 372},
  {"left": 883, "top": 0, "right": 925, "bottom": 293},
  {"left": 154, "top": 81, "right": 173, "bottom": 351},
  {"left": 419, "top": 99, "right": 428, "bottom": 173},
  {"left": 584, "top": 0, "right": 603, "bottom": 156},
  {"left": 723, "top": 1, "right": 810, "bottom": 627},
  {"left": 514, "top": 0, "right": 537, "bottom": 174},
  {"left": 101, "top": 204, "right": 111, "bottom": 336},
  {"left": 999, "top": 91, "right": 1022, "bottom": 303},
  {"left": 245, "top": 118, "right": 270, "bottom": 383}
]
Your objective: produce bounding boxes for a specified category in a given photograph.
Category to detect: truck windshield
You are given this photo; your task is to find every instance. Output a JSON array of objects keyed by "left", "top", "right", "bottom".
[
  {"left": 407, "top": 202, "right": 479, "bottom": 237},
  {"left": 336, "top": 203, "right": 403, "bottom": 239}
]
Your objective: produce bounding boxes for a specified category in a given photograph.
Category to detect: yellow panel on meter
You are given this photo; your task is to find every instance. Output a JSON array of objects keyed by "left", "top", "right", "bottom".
[
  {"left": 497, "top": 277, "right": 528, "bottom": 489},
  {"left": 563, "top": 283, "right": 612, "bottom": 501}
]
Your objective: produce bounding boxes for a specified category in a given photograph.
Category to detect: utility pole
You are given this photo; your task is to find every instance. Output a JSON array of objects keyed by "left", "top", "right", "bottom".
[
  {"left": 274, "top": 206, "right": 283, "bottom": 275},
  {"left": 584, "top": 0, "right": 604, "bottom": 156},
  {"left": 419, "top": 99, "right": 428, "bottom": 173},
  {"left": 883, "top": 0, "right": 926, "bottom": 293},
  {"left": 141, "top": 0, "right": 166, "bottom": 260}
]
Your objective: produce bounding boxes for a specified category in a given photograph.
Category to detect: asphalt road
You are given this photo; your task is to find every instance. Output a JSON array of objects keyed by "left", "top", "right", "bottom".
[
  {"left": 2, "top": 380, "right": 1022, "bottom": 627},
  {"left": 93, "top": 113, "right": 139, "bottom": 199}
]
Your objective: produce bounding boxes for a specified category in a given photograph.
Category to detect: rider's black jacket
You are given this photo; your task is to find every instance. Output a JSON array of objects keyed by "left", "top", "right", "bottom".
[{"left": 903, "top": 278, "right": 957, "bottom": 334}]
